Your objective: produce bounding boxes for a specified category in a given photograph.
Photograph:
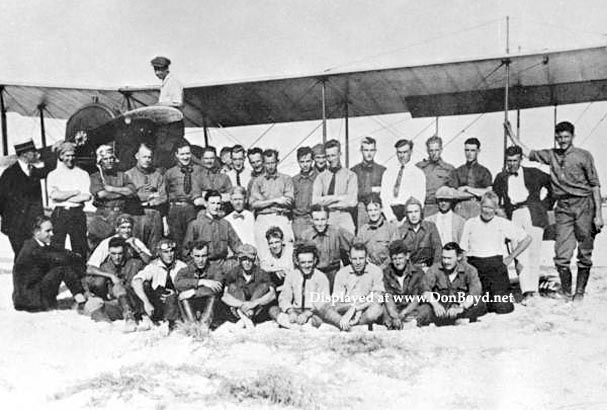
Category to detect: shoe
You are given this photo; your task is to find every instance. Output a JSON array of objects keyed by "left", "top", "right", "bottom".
[
  {"left": 123, "top": 318, "right": 137, "bottom": 333},
  {"left": 276, "top": 313, "right": 296, "bottom": 329},
  {"left": 137, "top": 315, "right": 154, "bottom": 332}
]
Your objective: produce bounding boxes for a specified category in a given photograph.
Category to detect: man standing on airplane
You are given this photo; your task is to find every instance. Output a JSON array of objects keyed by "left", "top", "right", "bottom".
[{"left": 151, "top": 56, "right": 183, "bottom": 108}]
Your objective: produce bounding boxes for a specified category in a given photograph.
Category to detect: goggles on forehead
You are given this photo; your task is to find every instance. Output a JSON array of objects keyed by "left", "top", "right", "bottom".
[{"left": 158, "top": 241, "right": 176, "bottom": 251}]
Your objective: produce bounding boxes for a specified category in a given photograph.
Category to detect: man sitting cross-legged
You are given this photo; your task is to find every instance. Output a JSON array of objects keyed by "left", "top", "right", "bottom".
[
  {"left": 316, "top": 242, "right": 384, "bottom": 331},
  {"left": 270, "top": 242, "right": 330, "bottom": 329},
  {"left": 423, "top": 242, "right": 487, "bottom": 326},
  {"left": 382, "top": 239, "right": 434, "bottom": 329},
  {"left": 215, "top": 244, "right": 277, "bottom": 329},
  {"left": 174, "top": 240, "right": 223, "bottom": 331}
]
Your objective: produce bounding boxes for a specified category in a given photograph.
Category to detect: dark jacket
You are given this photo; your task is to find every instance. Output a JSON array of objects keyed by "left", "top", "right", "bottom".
[
  {"left": 493, "top": 166, "right": 554, "bottom": 228},
  {"left": 0, "top": 162, "right": 45, "bottom": 236}
]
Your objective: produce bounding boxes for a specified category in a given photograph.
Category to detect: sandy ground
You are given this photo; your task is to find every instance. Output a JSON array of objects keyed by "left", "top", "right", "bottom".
[{"left": 1, "top": 265, "right": 607, "bottom": 410}]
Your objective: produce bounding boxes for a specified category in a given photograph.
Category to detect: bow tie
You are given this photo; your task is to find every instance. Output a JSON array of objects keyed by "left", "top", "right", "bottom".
[
  {"left": 232, "top": 213, "right": 245, "bottom": 220},
  {"left": 509, "top": 172, "right": 519, "bottom": 177}
]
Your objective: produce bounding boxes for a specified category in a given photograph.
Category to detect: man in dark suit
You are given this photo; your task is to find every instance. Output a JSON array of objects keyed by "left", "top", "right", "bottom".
[
  {"left": 12, "top": 216, "right": 87, "bottom": 312},
  {"left": 0, "top": 140, "right": 49, "bottom": 258},
  {"left": 493, "top": 146, "right": 554, "bottom": 301}
]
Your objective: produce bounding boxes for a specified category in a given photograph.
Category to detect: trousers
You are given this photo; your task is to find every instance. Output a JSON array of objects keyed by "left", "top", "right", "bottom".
[
  {"left": 51, "top": 207, "right": 88, "bottom": 259},
  {"left": 554, "top": 196, "right": 596, "bottom": 269},
  {"left": 467, "top": 256, "right": 514, "bottom": 314}
]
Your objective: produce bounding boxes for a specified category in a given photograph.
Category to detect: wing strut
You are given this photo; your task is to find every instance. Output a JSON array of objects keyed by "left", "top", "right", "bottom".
[{"left": 0, "top": 87, "right": 7, "bottom": 156}]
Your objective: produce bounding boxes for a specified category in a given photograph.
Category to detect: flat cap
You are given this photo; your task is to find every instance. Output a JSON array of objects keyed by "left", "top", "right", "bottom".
[
  {"left": 151, "top": 56, "right": 171, "bottom": 68},
  {"left": 14, "top": 140, "right": 37, "bottom": 156},
  {"left": 435, "top": 186, "right": 455, "bottom": 200}
]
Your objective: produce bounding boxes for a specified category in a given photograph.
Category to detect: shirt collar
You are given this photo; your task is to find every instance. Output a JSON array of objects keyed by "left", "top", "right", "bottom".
[
  {"left": 264, "top": 171, "right": 279, "bottom": 180},
  {"left": 367, "top": 217, "right": 385, "bottom": 230},
  {"left": 298, "top": 169, "right": 317, "bottom": 180},
  {"left": 17, "top": 159, "right": 30, "bottom": 175},
  {"left": 34, "top": 238, "right": 47, "bottom": 247}
]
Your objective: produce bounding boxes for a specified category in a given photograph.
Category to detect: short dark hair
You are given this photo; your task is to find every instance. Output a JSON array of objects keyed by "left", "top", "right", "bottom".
[
  {"left": 388, "top": 239, "right": 410, "bottom": 257},
  {"left": 231, "top": 145, "right": 245, "bottom": 156},
  {"left": 247, "top": 147, "right": 263, "bottom": 157},
  {"left": 363, "top": 192, "right": 382, "bottom": 207},
  {"left": 464, "top": 137, "right": 481, "bottom": 148},
  {"left": 190, "top": 240, "right": 209, "bottom": 252},
  {"left": 310, "top": 204, "right": 330, "bottom": 215},
  {"left": 443, "top": 241, "right": 464, "bottom": 255},
  {"left": 108, "top": 237, "right": 127, "bottom": 249},
  {"left": 174, "top": 139, "right": 191, "bottom": 153},
  {"left": 219, "top": 146, "right": 232, "bottom": 156},
  {"left": 325, "top": 139, "right": 341, "bottom": 151},
  {"left": 426, "top": 135, "right": 442, "bottom": 148},
  {"left": 294, "top": 241, "right": 319, "bottom": 261},
  {"left": 361, "top": 136, "right": 376, "bottom": 146},
  {"left": 394, "top": 139, "right": 413, "bottom": 150},
  {"left": 505, "top": 145, "right": 523, "bottom": 157},
  {"left": 204, "top": 189, "right": 222, "bottom": 201},
  {"left": 555, "top": 121, "right": 575, "bottom": 134},
  {"left": 202, "top": 146, "right": 217, "bottom": 156},
  {"left": 296, "top": 146, "right": 313, "bottom": 160},
  {"left": 265, "top": 226, "right": 284, "bottom": 241},
  {"left": 350, "top": 241, "right": 368, "bottom": 255},
  {"left": 32, "top": 215, "right": 51, "bottom": 234},
  {"left": 263, "top": 149, "right": 279, "bottom": 161}
]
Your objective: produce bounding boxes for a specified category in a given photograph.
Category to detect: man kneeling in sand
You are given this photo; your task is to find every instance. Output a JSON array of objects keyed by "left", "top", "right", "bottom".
[
  {"left": 316, "top": 242, "right": 384, "bottom": 331},
  {"left": 271, "top": 241, "right": 330, "bottom": 329}
]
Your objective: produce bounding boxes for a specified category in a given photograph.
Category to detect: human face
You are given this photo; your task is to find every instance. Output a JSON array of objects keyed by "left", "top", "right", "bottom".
[
  {"left": 100, "top": 155, "right": 116, "bottom": 171},
  {"left": 506, "top": 154, "right": 522, "bottom": 175},
  {"left": 136, "top": 146, "right": 153, "bottom": 169},
  {"left": 230, "top": 191, "right": 245, "bottom": 212},
  {"left": 239, "top": 256, "right": 254, "bottom": 273},
  {"left": 175, "top": 146, "right": 192, "bottom": 166},
  {"left": 361, "top": 143, "right": 376, "bottom": 163},
  {"left": 325, "top": 146, "right": 341, "bottom": 169},
  {"left": 441, "top": 249, "right": 459, "bottom": 271},
  {"left": 349, "top": 248, "right": 367, "bottom": 275},
  {"left": 297, "top": 153, "right": 313, "bottom": 174},
  {"left": 22, "top": 150, "right": 40, "bottom": 164},
  {"left": 116, "top": 222, "right": 133, "bottom": 238},
  {"left": 555, "top": 130, "right": 574, "bottom": 151},
  {"left": 311, "top": 210, "right": 328, "bottom": 233},
  {"left": 191, "top": 247, "right": 209, "bottom": 270},
  {"left": 232, "top": 151, "right": 245, "bottom": 171},
  {"left": 207, "top": 196, "right": 222, "bottom": 217},
  {"left": 366, "top": 202, "right": 382, "bottom": 223},
  {"left": 263, "top": 154, "right": 278, "bottom": 175},
  {"left": 427, "top": 142, "right": 442, "bottom": 163},
  {"left": 464, "top": 144, "right": 479, "bottom": 163},
  {"left": 154, "top": 66, "right": 169, "bottom": 80},
  {"left": 480, "top": 198, "right": 498, "bottom": 222},
  {"left": 159, "top": 248, "right": 175, "bottom": 265},
  {"left": 297, "top": 252, "right": 316, "bottom": 276},
  {"left": 248, "top": 153, "right": 264, "bottom": 173},
  {"left": 34, "top": 221, "right": 53, "bottom": 245},
  {"left": 108, "top": 246, "right": 125, "bottom": 266},
  {"left": 202, "top": 151, "right": 216, "bottom": 170},
  {"left": 314, "top": 152, "right": 327, "bottom": 170},
  {"left": 396, "top": 144, "right": 412, "bottom": 166},
  {"left": 391, "top": 252, "right": 408, "bottom": 272},
  {"left": 267, "top": 236, "right": 284, "bottom": 257},
  {"left": 221, "top": 152, "right": 232, "bottom": 168},
  {"left": 437, "top": 198, "right": 452, "bottom": 214},
  {"left": 406, "top": 204, "right": 422, "bottom": 225},
  {"left": 61, "top": 151, "right": 76, "bottom": 169}
]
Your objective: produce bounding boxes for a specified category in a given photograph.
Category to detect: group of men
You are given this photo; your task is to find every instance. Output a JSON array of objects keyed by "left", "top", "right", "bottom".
[{"left": 0, "top": 64, "right": 602, "bottom": 332}]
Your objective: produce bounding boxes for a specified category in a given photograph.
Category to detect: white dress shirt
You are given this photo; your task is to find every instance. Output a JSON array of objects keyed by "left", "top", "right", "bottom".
[
  {"left": 226, "top": 166, "right": 252, "bottom": 189},
  {"left": 435, "top": 210, "right": 454, "bottom": 244},
  {"left": 380, "top": 161, "right": 426, "bottom": 221},
  {"left": 226, "top": 210, "right": 255, "bottom": 246},
  {"left": 132, "top": 258, "right": 187, "bottom": 290},
  {"left": 47, "top": 162, "right": 91, "bottom": 209},
  {"left": 459, "top": 216, "right": 527, "bottom": 258},
  {"left": 507, "top": 171, "right": 528, "bottom": 204},
  {"left": 158, "top": 73, "right": 183, "bottom": 107}
]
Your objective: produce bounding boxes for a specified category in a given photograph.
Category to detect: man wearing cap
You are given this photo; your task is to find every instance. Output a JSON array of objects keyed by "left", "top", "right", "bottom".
[
  {"left": 47, "top": 141, "right": 91, "bottom": 258},
  {"left": 217, "top": 244, "right": 277, "bottom": 329},
  {"left": 89, "top": 144, "right": 137, "bottom": 249},
  {"left": 182, "top": 190, "right": 242, "bottom": 272},
  {"left": 426, "top": 186, "right": 466, "bottom": 245},
  {"left": 380, "top": 139, "right": 426, "bottom": 223},
  {"left": 416, "top": 136, "right": 455, "bottom": 217},
  {"left": 132, "top": 238, "right": 187, "bottom": 332},
  {"left": 151, "top": 56, "right": 183, "bottom": 108},
  {"left": 0, "top": 139, "right": 49, "bottom": 257},
  {"left": 312, "top": 139, "right": 358, "bottom": 234},
  {"left": 312, "top": 143, "right": 327, "bottom": 174},
  {"left": 351, "top": 136, "right": 386, "bottom": 230},
  {"left": 356, "top": 193, "right": 400, "bottom": 268},
  {"left": 126, "top": 143, "right": 167, "bottom": 250}
]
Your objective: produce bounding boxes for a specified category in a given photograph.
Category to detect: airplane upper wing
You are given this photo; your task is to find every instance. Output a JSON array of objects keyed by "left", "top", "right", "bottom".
[{"left": 2, "top": 45, "right": 607, "bottom": 128}]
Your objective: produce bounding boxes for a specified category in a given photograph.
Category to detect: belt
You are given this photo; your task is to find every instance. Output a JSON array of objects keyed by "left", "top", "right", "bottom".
[
  {"left": 54, "top": 205, "right": 84, "bottom": 210},
  {"left": 170, "top": 200, "right": 192, "bottom": 206},
  {"left": 98, "top": 206, "right": 123, "bottom": 212}
]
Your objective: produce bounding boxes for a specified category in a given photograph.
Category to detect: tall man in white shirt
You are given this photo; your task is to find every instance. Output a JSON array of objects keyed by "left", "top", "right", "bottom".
[
  {"left": 459, "top": 191, "right": 532, "bottom": 314},
  {"left": 380, "top": 139, "right": 426, "bottom": 223},
  {"left": 47, "top": 141, "right": 92, "bottom": 258},
  {"left": 426, "top": 186, "right": 466, "bottom": 245}
]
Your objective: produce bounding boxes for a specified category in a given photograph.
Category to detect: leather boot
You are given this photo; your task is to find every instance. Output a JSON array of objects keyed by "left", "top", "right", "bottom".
[
  {"left": 557, "top": 266, "right": 572, "bottom": 299},
  {"left": 573, "top": 267, "right": 591, "bottom": 302},
  {"left": 199, "top": 296, "right": 216, "bottom": 328},
  {"left": 180, "top": 299, "right": 196, "bottom": 322}
]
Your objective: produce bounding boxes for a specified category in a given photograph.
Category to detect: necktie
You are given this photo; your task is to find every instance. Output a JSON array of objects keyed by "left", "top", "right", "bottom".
[
  {"left": 393, "top": 165, "right": 404, "bottom": 198},
  {"left": 327, "top": 168, "right": 338, "bottom": 195},
  {"left": 180, "top": 165, "right": 193, "bottom": 194},
  {"left": 301, "top": 275, "right": 308, "bottom": 309},
  {"left": 236, "top": 170, "right": 242, "bottom": 186}
]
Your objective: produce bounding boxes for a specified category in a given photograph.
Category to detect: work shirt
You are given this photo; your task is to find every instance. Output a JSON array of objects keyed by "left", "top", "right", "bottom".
[
  {"left": 425, "top": 261, "right": 483, "bottom": 301},
  {"left": 182, "top": 213, "right": 242, "bottom": 260},
  {"left": 380, "top": 162, "right": 426, "bottom": 221},
  {"left": 132, "top": 258, "right": 187, "bottom": 290},
  {"left": 332, "top": 263, "right": 385, "bottom": 301},
  {"left": 292, "top": 170, "right": 318, "bottom": 217},
  {"left": 459, "top": 216, "right": 527, "bottom": 258},
  {"left": 90, "top": 170, "right": 136, "bottom": 209},
  {"left": 165, "top": 164, "right": 204, "bottom": 202},
  {"left": 224, "top": 266, "right": 273, "bottom": 300},
  {"left": 125, "top": 166, "right": 167, "bottom": 207},
  {"left": 448, "top": 161, "right": 492, "bottom": 189},
  {"left": 47, "top": 162, "right": 90, "bottom": 209},
  {"left": 416, "top": 158, "right": 455, "bottom": 205},
  {"left": 351, "top": 161, "right": 386, "bottom": 202},
  {"left": 87, "top": 235, "right": 151, "bottom": 268},
  {"left": 529, "top": 146, "right": 600, "bottom": 198},
  {"left": 200, "top": 168, "right": 232, "bottom": 196},
  {"left": 158, "top": 72, "right": 183, "bottom": 107},
  {"left": 225, "top": 210, "right": 255, "bottom": 246},
  {"left": 312, "top": 166, "right": 358, "bottom": 210},
  {"left": 399, "top": 220, "right": 443, "bottom": 267},
  {"left": 301, "top": 226, "right": 354, "bottom": 271},
  {"left": 278, "top": 268, "right": 330, "bottom": 311},
  {"left": 98, "top": 257, "right": 144, "bottom": 284},
  {"left": 356, "top": 217, "right": 400, "bottom": 267},
  {"left": 249, "top": 172, "right": 294, "bottom": 215},
  {"left": 174, "top": 262, "right": 222, "bottom": 292},
  {"left": 383, "top": 263, "right": 429, "bottom": 300}
]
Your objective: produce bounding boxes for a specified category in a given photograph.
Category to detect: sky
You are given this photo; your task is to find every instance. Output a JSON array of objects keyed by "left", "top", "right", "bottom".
[{"left": 1, "top": 0, "right": 607, "bottom": 182}]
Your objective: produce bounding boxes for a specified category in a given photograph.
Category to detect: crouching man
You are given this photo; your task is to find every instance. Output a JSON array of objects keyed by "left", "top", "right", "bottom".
[
  {"left": 216, "top": 244, "right": 277, "bottom": 329},
  {"left": 423, "top": 242, "right": 487, "bottom": 326},
  {"left": 271, "top": 242, "right": 330, "bottom": 329},
  {"left": 131, "top": 239, "right": 187, "bottom": 332},
  {"left": 316, "top": 243, "right": 384, "bottom": 331},
  {"left": 84, "top": 237, "right": 142, "bottom": 331},
  {"left": 12, "top": 216, "right": 87, "bottom": 312},
  {"left": 174, "top": 240, "right": 223, "bottom": 330},
  {"left": 382, "top": 239, "right": 434, "bottom": 329}
]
